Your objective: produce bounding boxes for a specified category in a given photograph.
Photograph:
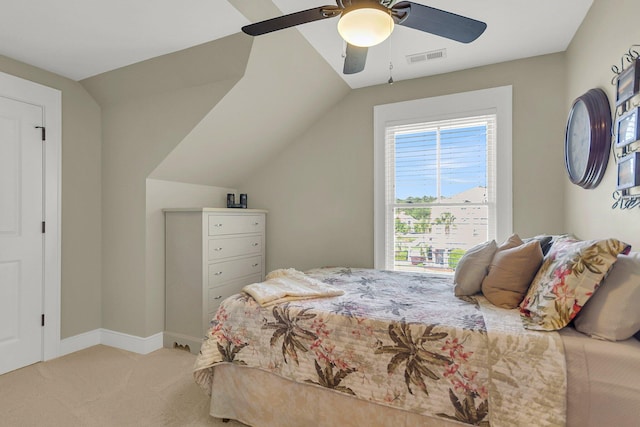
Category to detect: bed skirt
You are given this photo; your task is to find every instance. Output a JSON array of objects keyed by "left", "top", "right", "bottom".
[{"left": 210, "top": 363, "right": 463, "bottom": 427}]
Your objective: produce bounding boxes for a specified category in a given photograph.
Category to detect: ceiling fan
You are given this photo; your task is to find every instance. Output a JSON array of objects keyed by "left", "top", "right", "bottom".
[{"left": 241, "top": 0, "right": 487, "bottom": 75}]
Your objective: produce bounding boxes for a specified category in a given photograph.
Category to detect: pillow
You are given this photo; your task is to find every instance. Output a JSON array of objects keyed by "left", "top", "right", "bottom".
[
  {"left": 496, "top": 234, "right": 524, "bottom": 253},
  {"left": 546, "top": 233, "right": 580, "bottom": 251},
  {"left": 481, "top": 240, "right": 543, "bottom": 309},
  {"left": 454, "top": 240, "right": 498, "bottom": 296},
  {"left": 574, "top": 252, "right": 640, "bottom": 341},
  {"left": 523, "top": 235, "right": 554, "bottom": 256},
  {"left": 519, "top": 238, "right": 631, "bottom": 331},
  {"left": 483, "top": 233, "right": 524, "bottom": 275}
]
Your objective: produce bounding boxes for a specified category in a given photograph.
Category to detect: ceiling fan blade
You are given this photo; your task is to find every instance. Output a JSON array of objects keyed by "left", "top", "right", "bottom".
[
  {"left": 343, "top": 44, "right": 368, "bottom": 74},
  {"left": 242, "top": 6, "right": 339, "bottom": 36},
  {"left": 392, "top": 2, "right": 486, "bottom": 43}
]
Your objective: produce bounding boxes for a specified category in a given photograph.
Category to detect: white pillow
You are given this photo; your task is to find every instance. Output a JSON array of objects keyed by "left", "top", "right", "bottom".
[
  {"left": 574, "top": 252, "right": 640, "bottom": 341},
  {"left": 454, "top": 240, "right": 497, "bottom": 296}
]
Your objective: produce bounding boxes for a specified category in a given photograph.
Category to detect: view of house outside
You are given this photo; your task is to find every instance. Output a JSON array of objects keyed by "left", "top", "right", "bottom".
[
  {"left": 394, "top": 187, "right": 489, "bottom": 274},
  {"left": 392, "top": 122, "right": 490, "bottom": 274}
]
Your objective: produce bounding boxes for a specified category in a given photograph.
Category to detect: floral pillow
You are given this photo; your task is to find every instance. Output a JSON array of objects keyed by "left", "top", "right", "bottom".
[{"left": 519, "top": 238, "right": 631, "bottom": 331}]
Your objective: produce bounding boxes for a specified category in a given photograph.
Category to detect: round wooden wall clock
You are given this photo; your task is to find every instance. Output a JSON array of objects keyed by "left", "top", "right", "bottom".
[{"left": 564, "top": 88, "right": 612, "bottom": 189}]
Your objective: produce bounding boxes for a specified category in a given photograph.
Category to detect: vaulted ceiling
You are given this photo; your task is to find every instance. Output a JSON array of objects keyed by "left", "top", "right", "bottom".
[{"left": 1, "top": 1, "right": 592, "bottom": 88}]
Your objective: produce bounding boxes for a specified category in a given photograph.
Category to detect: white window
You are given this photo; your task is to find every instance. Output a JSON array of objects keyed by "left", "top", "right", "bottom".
[{"left": 374, "top": 86, "right": 513, "bottom": 273}]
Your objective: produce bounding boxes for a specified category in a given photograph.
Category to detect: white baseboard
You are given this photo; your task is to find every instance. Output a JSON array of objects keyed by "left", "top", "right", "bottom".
[
  {"left": 100, "top": 329, "right": 163, "bottom": 355},
  {"left": 60, "top": 329, "right": 164, "bottom": 357},
  {"left": 59, "top": 329, "right": 102, "bottom": 356}
]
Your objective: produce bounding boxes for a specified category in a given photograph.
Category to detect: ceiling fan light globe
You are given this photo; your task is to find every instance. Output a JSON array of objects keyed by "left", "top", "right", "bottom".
[{"left": 337, "top": 7, "right": 394, "bottom": 48}]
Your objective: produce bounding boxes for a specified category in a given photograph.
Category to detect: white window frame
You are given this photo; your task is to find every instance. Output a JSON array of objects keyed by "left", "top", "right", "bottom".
[{"left": 373, "top": 86, "right": 513, "bottom": 270}]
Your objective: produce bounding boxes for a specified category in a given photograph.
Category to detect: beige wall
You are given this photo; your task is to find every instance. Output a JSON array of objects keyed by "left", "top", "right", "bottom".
[
  {"left": 564, "top": 0, "right": 640, "bottom": 249},
  {"left": 150, "top": 30, "right": 350, "bottom": 188},
  {"left": 0, "top": 55, "right": 102, "bottom": 339},
  {"left": 81, "top": 34, "right": 252, "bottom": 337},
  {"left": 240, "top": 53, "right": 568, "bottom": 272}
]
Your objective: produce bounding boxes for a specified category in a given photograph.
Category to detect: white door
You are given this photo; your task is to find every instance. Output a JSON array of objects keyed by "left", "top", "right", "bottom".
[{"left": 0, "top": 96, "right": 44, "bottom": 375}]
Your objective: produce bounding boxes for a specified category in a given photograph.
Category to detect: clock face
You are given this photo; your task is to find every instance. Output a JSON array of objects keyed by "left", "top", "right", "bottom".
[
  {"left": 564, "top": 89, "right": 612, "bottom": 189},
  {"left": 566, "top": 100, "right": 591, "bottom": 181}
]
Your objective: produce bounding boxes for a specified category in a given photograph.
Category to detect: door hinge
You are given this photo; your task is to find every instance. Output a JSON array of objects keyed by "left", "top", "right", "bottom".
[
  {"left": 42, "top": 221, "right": 46, "bottom": 233},
  {"left": 41, "top": 314, "right": 45, "bottom": 326},
  {"left": 35, "top": 126, "right": 46, "bottom": 141}
]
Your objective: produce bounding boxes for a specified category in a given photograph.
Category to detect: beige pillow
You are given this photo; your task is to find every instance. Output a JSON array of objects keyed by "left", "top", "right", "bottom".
[
  {"left": 454, "top": 240, "right": 498, "bottom": 296},
  {"left": 574, "top": 252, "right": 640, "bottom": 341},
  {"left": 495, "top": 234, "right": 524, "bottom": 254},
  {"left": 482, "top": 240, "right": 543, "bottom": 308},
  {"left": 482, "top": 233, "right": 525, "bottom": 281}
]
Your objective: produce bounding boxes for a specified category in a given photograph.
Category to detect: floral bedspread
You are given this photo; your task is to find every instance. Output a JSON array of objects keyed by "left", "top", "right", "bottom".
[{"left": 194, "top": 268, "right": 566, "bottom": 427}]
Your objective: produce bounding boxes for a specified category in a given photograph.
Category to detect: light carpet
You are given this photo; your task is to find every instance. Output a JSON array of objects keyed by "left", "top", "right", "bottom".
[{"left": 0, "top": 345, "right": 246, "bottom": 426}]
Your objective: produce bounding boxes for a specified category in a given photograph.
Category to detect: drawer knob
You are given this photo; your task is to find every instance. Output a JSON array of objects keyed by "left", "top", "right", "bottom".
[
  {"left": 213, "top": 295, "right": 222, "bottom": 300},
  {"left": 214, "top": 271, "right": 223, "bottom": 276},
  {"left": 252, "top": 263, "right": 259, "bottom": 267},
  {"left": 253, "top": 222, "right": 259, "bottom": 226},
  {"left": 214, "top": 247, "right": 223, "bottom": 251},
  {"left": 213, "top": 223, "right": 223, "bottom": 227},
  {"left": 252, "top": 243, "right": 259, "bottom": 247}
]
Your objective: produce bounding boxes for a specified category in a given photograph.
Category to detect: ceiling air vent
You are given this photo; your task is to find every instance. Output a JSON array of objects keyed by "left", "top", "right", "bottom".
[{"left": 406, "top": 48, "right": 447, "bottom": 65}]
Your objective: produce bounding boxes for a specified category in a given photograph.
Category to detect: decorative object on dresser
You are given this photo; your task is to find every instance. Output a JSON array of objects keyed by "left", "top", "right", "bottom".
[
  {"left": 226, "top": 193, "right": 248, "bottom": 208},
  {"left": 163, "top": 208, "right": 266, "bottom": 354},
  {"left": 564, "top": 88, "right": 612, "bottom": 189}
]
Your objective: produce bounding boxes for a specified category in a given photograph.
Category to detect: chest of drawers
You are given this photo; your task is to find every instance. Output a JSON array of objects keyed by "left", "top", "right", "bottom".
[{"left": 163, "top": 208, "right": 267, "bottom": 353}]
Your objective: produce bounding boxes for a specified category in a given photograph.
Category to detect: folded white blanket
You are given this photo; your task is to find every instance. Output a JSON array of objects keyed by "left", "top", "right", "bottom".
[{"left": 242, "top": 268, "right": 344, "bottom": 307}]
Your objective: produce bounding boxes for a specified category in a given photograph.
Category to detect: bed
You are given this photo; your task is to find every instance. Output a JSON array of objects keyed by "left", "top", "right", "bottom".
[{"left": 193, "top": 265, "right": 640, "bottom": 427}]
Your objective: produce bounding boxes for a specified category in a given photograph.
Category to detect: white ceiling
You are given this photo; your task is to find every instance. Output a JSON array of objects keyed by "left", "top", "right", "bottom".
[
  {"left": 0, "top": 0, "right": 249, "bottom": 81},
  {"left": 0, "top": 0, "right": 593, "bottom": 87}
]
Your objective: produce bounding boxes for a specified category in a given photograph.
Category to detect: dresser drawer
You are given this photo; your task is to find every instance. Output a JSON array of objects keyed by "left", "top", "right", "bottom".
[
  {"left": 207, "top": 214, "right": 264, "bottom": 236},
  {"left": 207, "top": 273, "right": 262, "bottom": 314},
  {"left": 208, "top": 255, "right": 262, "bottom": 286},
  {"left": 208, "top": 235, "right": 262, "bottom": 261}
]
